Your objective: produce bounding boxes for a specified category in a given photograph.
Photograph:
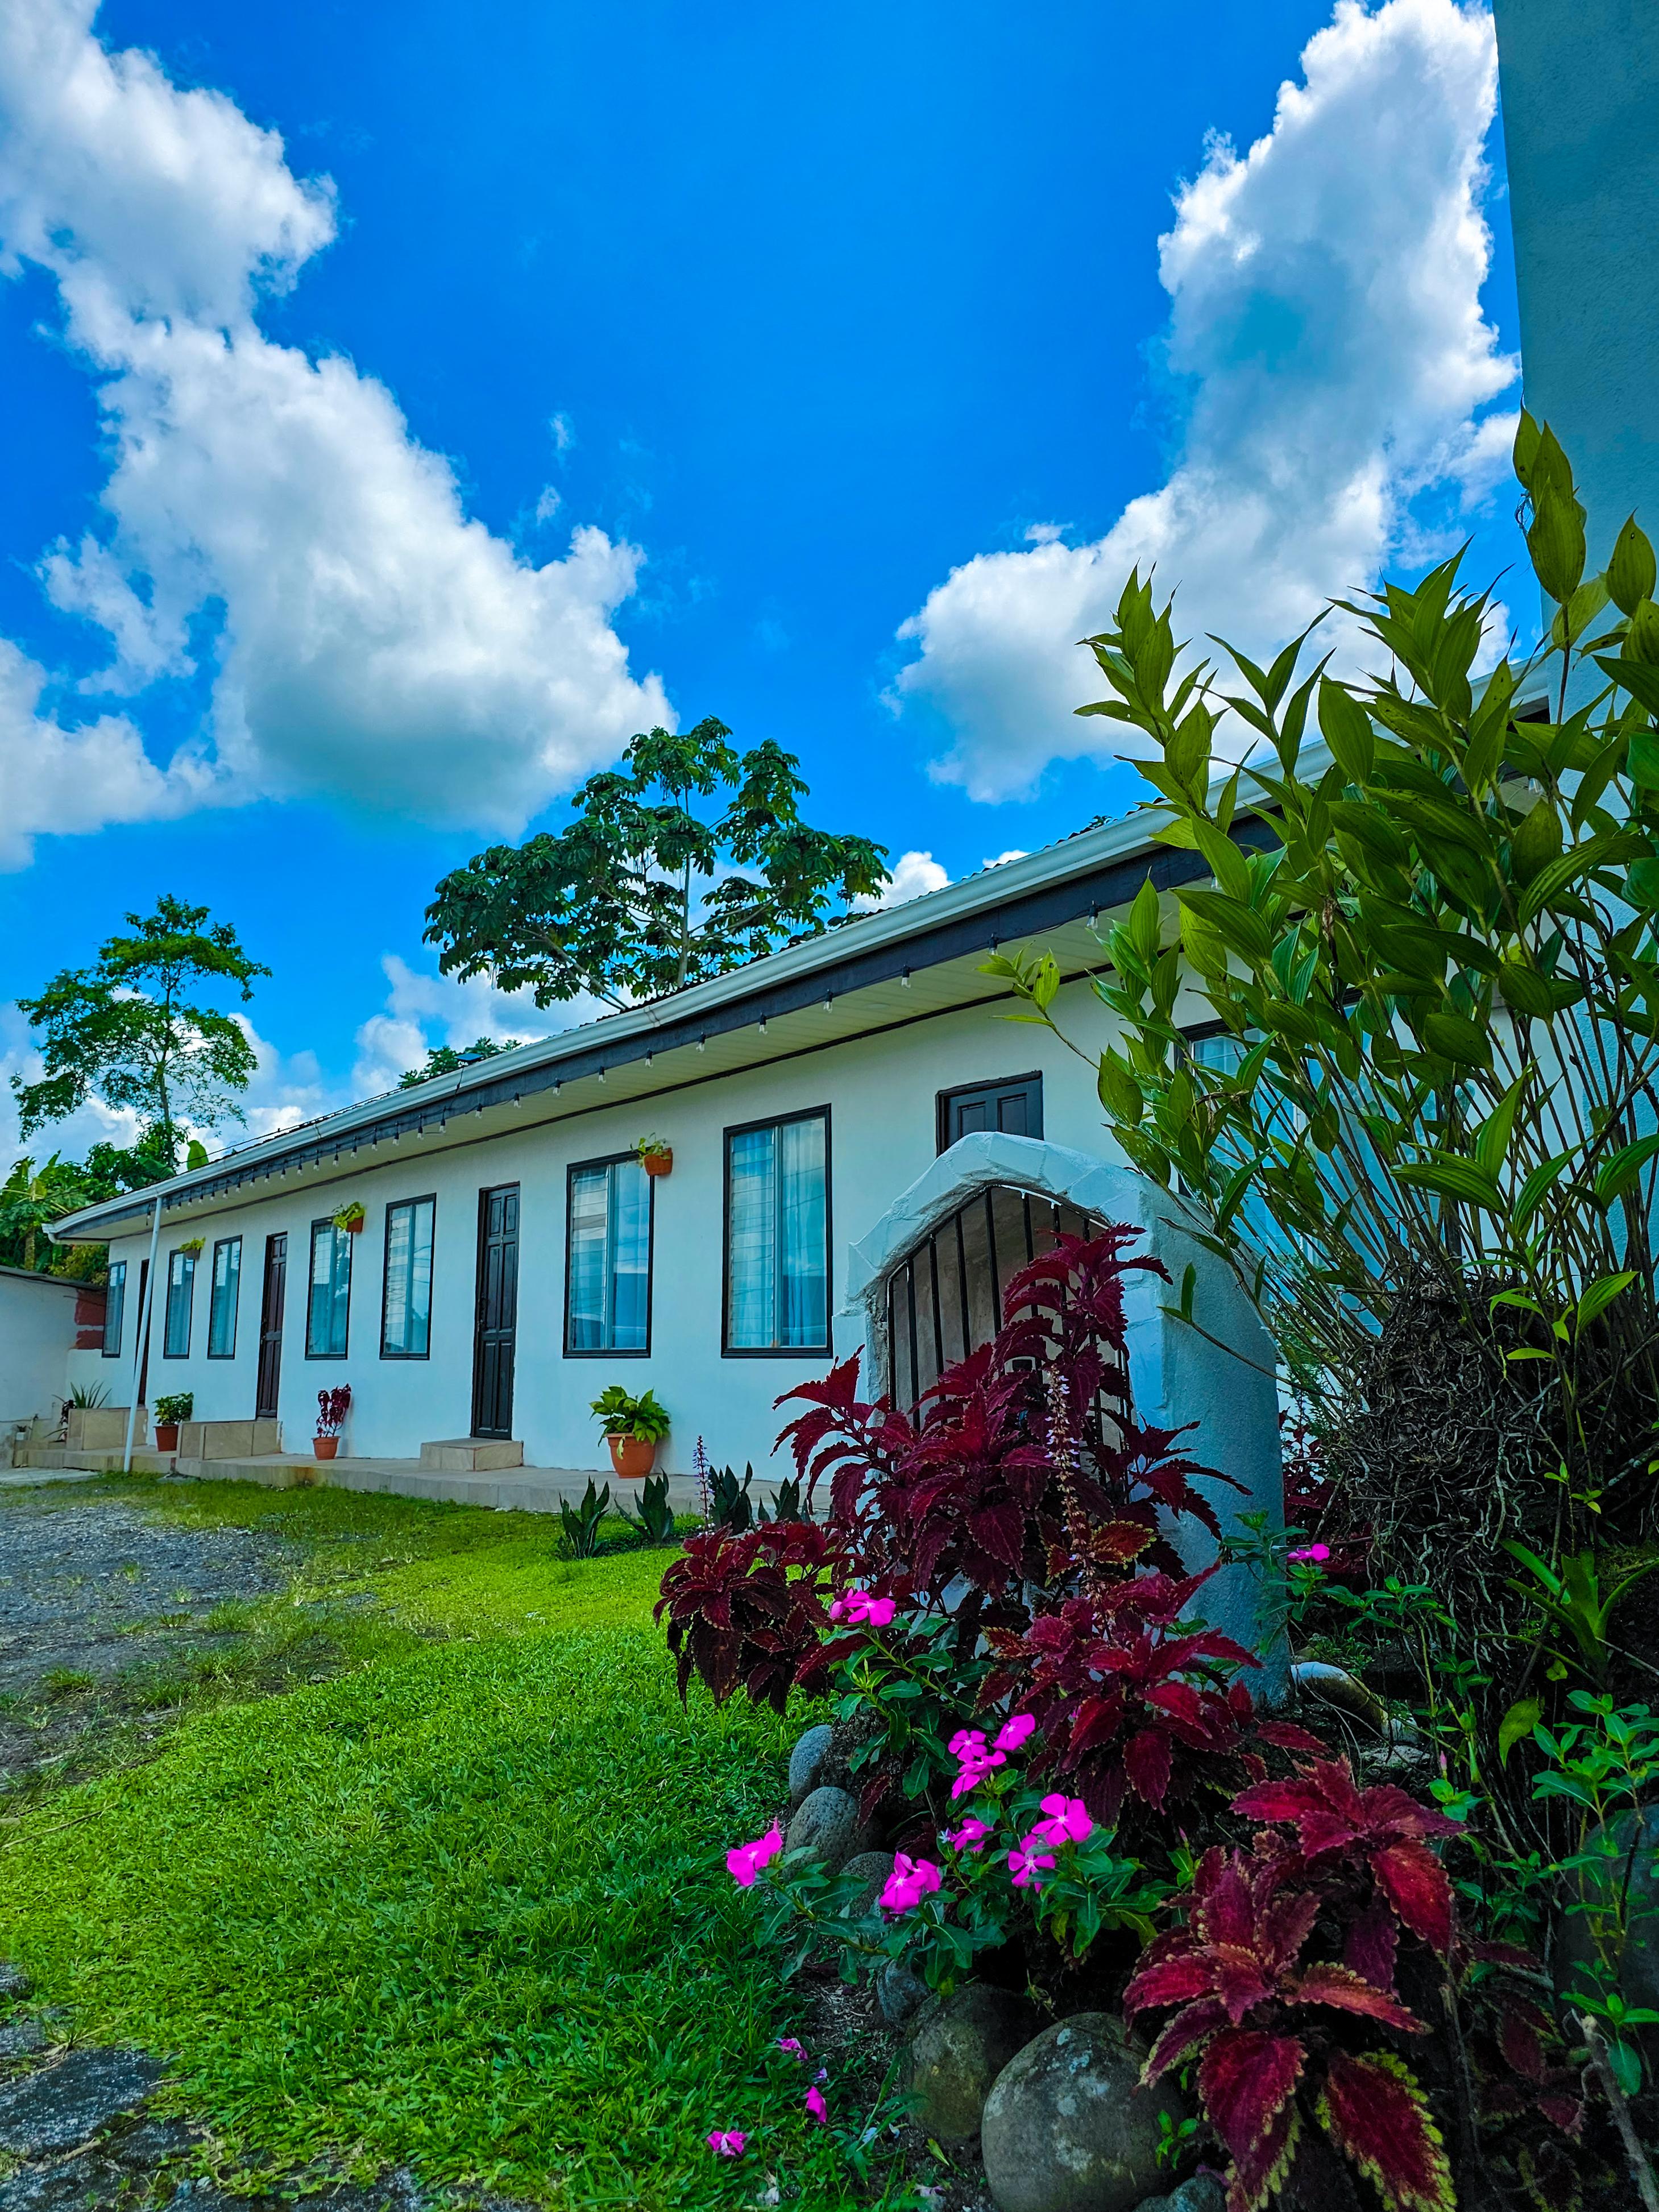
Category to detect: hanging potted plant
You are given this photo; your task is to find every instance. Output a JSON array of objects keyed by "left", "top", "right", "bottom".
[
  {"left": 632, "top": 1134, "right": 673, "bottom": 1178},
  {"left": 331, "top": 1201, "right": 367, "bottom": 1235},
  {"left": 590, "top": 1386, "right": 670, "bottom": 1479},
  {"left": 314, "top": 1384, "right": 351, "bottom": 1460},
  {"left": 177, "top": 1236, "right": 205, "bottom": 1257},
  {"left": 154, "top": 1391, "right": 193, "bottom": 1452}
]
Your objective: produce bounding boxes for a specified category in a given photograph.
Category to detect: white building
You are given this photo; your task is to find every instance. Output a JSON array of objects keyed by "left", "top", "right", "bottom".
[{"left": 51, "top": 818, "right": 1279, "bottom": 1563}]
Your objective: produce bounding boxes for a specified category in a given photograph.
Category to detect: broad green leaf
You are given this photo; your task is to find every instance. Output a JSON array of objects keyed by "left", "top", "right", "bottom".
[
  {"left": 1420, "top": 1009, "right": 1493, "bottom": 1067},
  {"left": 1513, "top": 1148, "right": 1576, "bottom": 1228},
  {"left": 1317, "top": 680, "right": 1375, "bottom": 785},
  {"left": 1394, "top": 1157, "right": 1503, "bottom": 1211},
  {"left": 1509, "top": 799, "right": 1563, "bottom": 884},
  {"left": 1627, "top": 731, "right": 1659, "bottom": 792},
  {"left": 1499, "top": 1698, "right": 1541, "bottom": 1766},
  {"left": 1176, "top": 887, "right": 1272, "bottom": 964},
  {"left": 1517, "top": 831, "right": 1649, "bottom": 926},
  {"left": 1190, "top": 818, "right": 1251, "bottom": 904},
  {"left": 1097, "top": 1050, "right": 1143, "bottom": 1128},
  {"left": 1594, "top": 1132, "right": 1659, "bottom": 1205},
  {"left": 1596, "top": 654, "right": 1659, "bottom": 719},
  {"left": 1497, "top": 959, "right": 1558, "bottom": 1020},
  {"left": 1576, "top": 1269, "right": 1637, "bottom": 1330},
  {"left": 1475, "top": 1075, "right": 1526, "bottom": 1180},
  {"left": 1528, "top": 482, "right": 1587, "bottom": 606},
  {"left": 1608, "top": 514, "right": 1657, "bottom": 616}
]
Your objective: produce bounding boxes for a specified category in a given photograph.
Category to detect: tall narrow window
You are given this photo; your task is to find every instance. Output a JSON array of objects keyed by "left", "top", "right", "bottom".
[
  {"left": 163, "top": 1248, "right": 196, "bottom": 1358},
  {"left": 724, "top": 1108, "right": 830, "bottom": 1353},
  {"left": 208, "top": 1237, "right": 241, "bottom": 1358},
  {"left": 565, "top": 1157, "right": 652, "bottom": 1353},
  {"left": 306, "top": 1220, "right": 351, "bottom": 1358},
  {"left": 103, "top": 1260, "right": 126, "bottom": 1358},
  {"left": 382, "top": 1196, "right": 436, "bottom": 1358}
]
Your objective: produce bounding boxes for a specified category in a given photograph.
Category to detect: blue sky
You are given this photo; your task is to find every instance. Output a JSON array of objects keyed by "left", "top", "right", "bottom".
[{"left": 0, "top": 0, "right": 1524, "bottom": 1155}]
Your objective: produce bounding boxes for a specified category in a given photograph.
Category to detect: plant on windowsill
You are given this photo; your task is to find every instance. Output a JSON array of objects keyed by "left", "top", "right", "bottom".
[
  {"left": 177, "top": 1236, "right": 205, "bottom": 1256},
  {"left": 153, "top": 1391, "right": 193, "bottom": 1452},
  {"left": 632, "top": 1134, "right": 673, "bottom": 1178},
  {"left": 331, "top": 1201, "right": 366, "bottom": 1235},
  {"left": 314, "top": 1384, "right": 351, "bottom": 1463},
  {"left": 590, "top": 1385, "right": 670, "bottom": 1480}
]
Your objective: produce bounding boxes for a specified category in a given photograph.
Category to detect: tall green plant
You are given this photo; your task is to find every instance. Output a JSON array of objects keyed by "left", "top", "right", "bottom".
[{"left": 993, "top": 419, "right": 1659, "bottom": 1535}]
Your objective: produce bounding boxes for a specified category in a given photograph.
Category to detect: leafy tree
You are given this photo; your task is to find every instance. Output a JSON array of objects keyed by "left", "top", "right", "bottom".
[
  {"left": 993, "top": 417, "right": 1659, "bottom": 1558},
  {"left": 0, "top": 1154, "right": 88, "bottom": 1271},
  {"left": 397, "top": 1036, "right": 522, "bottom": 1090},
  {"left": 13, "top": 896, "right": 268, "bottom": 1173},
  {"left": 424, "top": 719, "right": 890, "bottom": 1009}
]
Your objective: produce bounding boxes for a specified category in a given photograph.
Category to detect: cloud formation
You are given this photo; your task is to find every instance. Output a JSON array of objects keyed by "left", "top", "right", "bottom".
[
  {"left": 0, "top": 0, "right": 669, "bottom": 852},
  {"left": 893, "top": 0, "right": 1515, "bottom": 801}
]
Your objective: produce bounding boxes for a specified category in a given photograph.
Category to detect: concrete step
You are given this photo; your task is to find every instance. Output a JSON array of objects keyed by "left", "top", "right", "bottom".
[
  {"left": 178, "top": 1418, "right": 281, "bottom": 1459},
  {"left": 418, "top": 1436, "right": 524, "bottom": 1473}
]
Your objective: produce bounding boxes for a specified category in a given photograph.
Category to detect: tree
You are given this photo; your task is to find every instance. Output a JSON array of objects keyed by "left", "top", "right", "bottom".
[
  {"left": 423, "top": 719, "right": 890, "bottom": 1009},
  {"left": 0, "top": 1155, "right": 88, "bottom": 1271},
  {"left": 13, "top": 896, "right": 269, "bottom": 1173},
  {"left": 397, "top": 1037, "right": 522, "bottom": 1090}
]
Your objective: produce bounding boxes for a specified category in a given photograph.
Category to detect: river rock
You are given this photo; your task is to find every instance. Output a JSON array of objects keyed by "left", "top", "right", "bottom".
[
  {"left": 0, "top": 1968, "right": 31, "bottom": 2002},
  {"left": 909, "top": 1983, "right": 1044, "bottom": 2143},
  {"left": 1134, "top": 2177, "right": 1225, "bottom": 2212},
  {"left": 981, "top": 2013, "right": 1183, "bottom": 2212},
  {"left": 788, "top": 1723, "right": 836, "bottom": 1808},
  {"left": 0, "top": 2051, "right": 164, "bottom": 2156},
  {"left": 877, "top": 1958, "right": 929, "bottom": 2028},
  {"left": 837, "top": 1851, "right": 893, "bottom": 1919},
  {"left": 784, "top": 1786, "right": 865, "bottom": 1871}
]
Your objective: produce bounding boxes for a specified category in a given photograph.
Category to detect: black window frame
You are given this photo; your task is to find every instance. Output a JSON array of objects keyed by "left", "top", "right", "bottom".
[
  {"left": 721, "top": 1103, "right": 833, "bottom": 1358},
  {"left": 936, "top": 1072, "right": 1044, "bottom": 1153},
  {"left": 381, "top": 1193, "right": 437, "bottom": 1361},
  {"left": 102, "top": 1258, "right": 126, "bottom": 1358},
  {"left": 563, "top": 1150, "right": 656, "bottom": 1358},
  {"left": 305, "top": 1217, "right": 352, "bottom": 1360},
  {"left": 206, "top": 1236, "right": 242, "bottom": 1359},
  {"left": 161, "top": 1247, "right": 196, "bottom": 1359}
]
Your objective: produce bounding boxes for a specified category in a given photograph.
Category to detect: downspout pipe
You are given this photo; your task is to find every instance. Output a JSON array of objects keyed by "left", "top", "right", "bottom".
[{"left": 122, "top": 1194, "right": 163, "bottom": 1475}]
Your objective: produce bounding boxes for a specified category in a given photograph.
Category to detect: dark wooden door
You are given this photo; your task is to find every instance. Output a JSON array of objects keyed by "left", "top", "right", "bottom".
[
  {"left": 472, "top": 1185, "right": 520, "bottom": 1438},
  {"left": 256, "top": 1233, "right": 287, "bottom": 1420}
]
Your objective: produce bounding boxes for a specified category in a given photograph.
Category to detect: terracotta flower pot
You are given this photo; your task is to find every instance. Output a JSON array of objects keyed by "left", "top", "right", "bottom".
[
  {"left": 154, "top": 1423, "right": 179, "bottom": 1452},
  {"left": 313, "top": 1435, "right": 339, "bottom": 1460},
  {"left": 607, "top": 1432, "right": 657, "bottom": 1480},
  {"left": 641, "top": 1149, "right": 673, "bottom": 1178}
]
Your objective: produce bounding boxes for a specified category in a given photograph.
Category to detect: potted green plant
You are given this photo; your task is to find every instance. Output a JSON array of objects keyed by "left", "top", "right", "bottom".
[
  {"left": 590, "top": 1386, "right": 670, "bottom": 1479},
  {"left": 314, "top": 1385, "right": 351, "bottom": 1460},
  {"left": 177, "top": 1236, "right": 205, "bottom": 1257},
  {"left": 154, "top": 1391, "right": 193, "bottom": 1452},
  {"left": 632, "top": 1134, "right": 673, "bottom": 1178},
  {"left": 331, "top": 1201, "right": 366, "bottom": 1235}
]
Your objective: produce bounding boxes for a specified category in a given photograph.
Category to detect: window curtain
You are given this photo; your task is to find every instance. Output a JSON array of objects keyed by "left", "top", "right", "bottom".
[
  {"left": 727, "top": 1127, "right": 778, "bottom": 1348},
  {"left": 208, "top": 1239, "right": 240, "bottom": 1357},
  {"left": 103, "top": 1261, "right": 126, "bottom": 1357},
  {"left": 163, "top": 1251, "right": 194, "bottom": 1357},
  {"left": 308, "top": 1224, "right": 351, "bottom": 1357},
  {"left": 727, "top": 1115, "right": 827, "bottom": 1349},
  {"left": 568, "top": 1162, "right": 649, "bottom": 1351},
  {"left": 610, "top": 1161, "right": 650, "bottom": 1350},
  {"left": 567, "top": 1167, "right": 609, "bottom": 1350},
  {"left": 778, "top": 1115, "right": 827, "bottom": 1347},
  {"left": 382, "top": 1200, "right": 433, "bottom": 1356}
]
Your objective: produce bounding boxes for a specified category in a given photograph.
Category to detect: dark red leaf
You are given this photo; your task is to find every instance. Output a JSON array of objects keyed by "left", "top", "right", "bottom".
[
  {"left": 1342, "top": 1899, "right": 1398, "bottom": 1991},
  {"left": 1371, "top": 1839, "right": 1454, "bottom": 1954},
  {"left": 1197, "top": 2028, "right": 1305, "bottom": 2159},
  {"left": 1123, "top": 1725, "right": 1173, "bottom": 1808},
  {"left": 1318, "top": 2050, "right": 1454, "bottom": 2212},
  {"left": 1293, "top": 1963, "right": 1423, "bottom": 2033}
]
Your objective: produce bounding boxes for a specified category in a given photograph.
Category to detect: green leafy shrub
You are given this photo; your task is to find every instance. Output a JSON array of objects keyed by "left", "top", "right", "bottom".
[
  {"left": 590, "top": 1386, "right": 670, "bottom": 1443},
  {"left": 153, "top": 1392, "right": 193, "bottom": 1426}
]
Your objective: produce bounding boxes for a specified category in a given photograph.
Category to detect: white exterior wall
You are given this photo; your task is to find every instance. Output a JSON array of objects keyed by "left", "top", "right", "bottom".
[
  {"left": 1, "top": 1269, "right": 81, "bottom": 1427},
  {"left": 68, "top": 980, "right": 1151, "bottom": 1474}
]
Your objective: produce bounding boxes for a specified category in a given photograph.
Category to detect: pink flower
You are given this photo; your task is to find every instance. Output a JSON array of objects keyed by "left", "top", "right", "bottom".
[
  {"left": 947, "top": 1815, "right": 991, "bottom": 1853},
  {"left": 1288, "top": 1542, "right": 1331, "bottom": 1563},
  {"left": 1033, "top": 1793, "right": 1092, "bottom": 1846},
  {"left": 860, "top": 1594, "right": 896, "bottom": 1627},
  {"left": 1007, "top": 1836, "right": 1057, "bottom": 1891},
  {"left": 707, "top": 2130, "right": 748, "bottom": 2157},
  {"left": 879, "top": 1853, "right": 943, "bottom": 1913},
  {"left": 948, "top": 1757, "right": 1001, "bottom": 1801},
  {"left": 828, "top": 1588, "right": 897, "bottom": 1628},
  {"left": 804, "top": 2085, "right": 828, "bottom": 2124},
  {"left": 994, "top": 1713, "right": 1038, "bottom": 1753},
  {"left": 948, "top": 1728, "right": 988, "bottom": 1759},
  {"left": 776, "top": 2037, "right": 805, "bottom": 2060},
  {"left": 726, "top": 1822, "right": 784, "bottom": 1887}
]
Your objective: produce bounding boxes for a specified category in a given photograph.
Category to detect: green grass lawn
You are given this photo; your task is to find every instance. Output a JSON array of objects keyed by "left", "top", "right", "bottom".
[{"left": 0, "top": 1479, "right": 909, "bottom": 2209}]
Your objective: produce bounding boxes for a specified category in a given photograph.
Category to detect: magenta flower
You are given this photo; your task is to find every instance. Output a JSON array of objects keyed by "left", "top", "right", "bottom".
[
  {"left": 879, "top": 1853, "right": 943, "bottom": 1913},
  {"left": 948, "top": 1728, "right": 987, "bottom": 1759},
  {"left": 804, "top": 2085, "right": 828, "bottom": 2124},
  {"left": 947, "top": 1815, "right": 991, "bottom": 1853},
  {"left": 1007, "top": 1836, "right": 1057, "bottom": 1890},
  {"left": 725, "top": 1821, "right": 785, "bottom": 1887},
  {"left": 948, "top": 1756, "right": 1002, "bottom": 1801},
  {"left": 776, "top": 2036, "right": 805, "bottom": 2060},
  {"left": 1033, "top": 1793, "right": 1092, "bottom": 1846},
  {"left": 828, "top": 1588, "right": 897, "bottom": 1628},
  {"left": 707, "top": 2130, "right": 748, "bottom": 2157},
  {"left": 1288, "top": 1542, "right": 1331, "bottom": 1563},
  {"left": 994, "top": 1713, "right": 1038, "bottom": 1753}
]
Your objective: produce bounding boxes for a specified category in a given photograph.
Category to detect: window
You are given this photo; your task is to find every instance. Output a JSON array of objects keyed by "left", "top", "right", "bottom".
[
  {"left": 306, "top": 1220, "right": 352, "bottom": 1358},
  {"left": 208, "top": 1237, "right": 241, "bottom": 1358},
  {"left": 566, "top": 1157, "right": 652, "bottom": 1354},
  {"left": 937, "top": 1072, "right": 1043, "bottom": 1152},
  {"left": 724, "top": 1108, "right": 830, "bottom": 1354},
  {"left": 163, "top": 1248, "right": 196, "bottom": 1358},
  {"left": 382, "top": 1196, "right": 436, "bottom": 1358},
  {"left": 102, "top": 1260, "right": 126, "bottom": 1358}
]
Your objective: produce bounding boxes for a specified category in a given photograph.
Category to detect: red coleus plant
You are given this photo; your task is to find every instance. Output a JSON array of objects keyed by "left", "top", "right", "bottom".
[
  {"left": 982, "top": 1567, "right": 1323, "bottom": 1826},
  {"left": 655, "top": 1521, "right": 844, "bottom": 1710},
  {"left": 1126, "top": 1756, "right": 1463, "bottom": 2212}
]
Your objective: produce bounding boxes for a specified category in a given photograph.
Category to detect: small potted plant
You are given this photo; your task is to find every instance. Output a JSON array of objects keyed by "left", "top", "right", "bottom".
[
  {"left": 633, "top": 1134, "right": 673, "bottom": 1178},
  {"left": 314, "top": 1384, "right": 351, "bottom": 1460},
  {"left": 590, "top": 1386, "right": 670, "bottom": 1478},
  {"left": 331, "top": 1201, "right": 367, "bottom": 1235},
  {"left": 177, "top": 1236, "right": 205, "bottom": 1257},
  {"left": 154, "top": 1391, "right": 193, "bottom": 1451}
]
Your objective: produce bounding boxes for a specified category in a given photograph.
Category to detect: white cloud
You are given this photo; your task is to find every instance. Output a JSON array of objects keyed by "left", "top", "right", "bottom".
[
  {"left": 348, "top": 954, "right": 599, "bottom": 1099},
  {"left": 982, "top": 848, "right": 1029, "bottom": 869},
  {"left": 892, "top": 0, "right": 1514, "bottom": 801},
  {"left": 0, "top": 0, "right": 669, "bottom": 839},
  {"left": 853, "top": 848, "right": 951, "bottom": 911}
]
